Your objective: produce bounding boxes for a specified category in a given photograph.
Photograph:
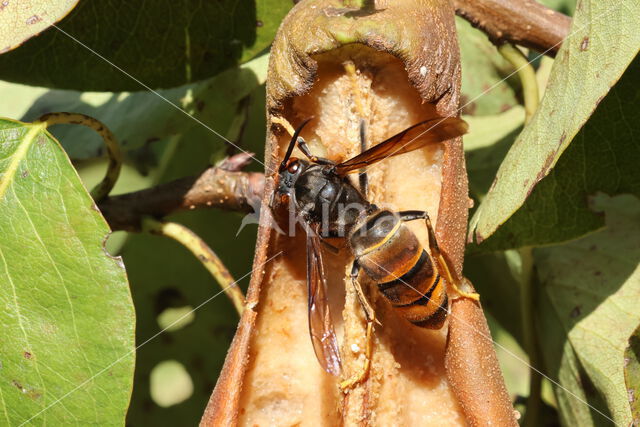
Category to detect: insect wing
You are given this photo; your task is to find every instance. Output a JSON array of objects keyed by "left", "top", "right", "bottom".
[
  {"left": 334, "top": 116, "right": 468, "bottom": 175},
  {"left": 306, "top": 232, "right": 342, "bottom": 376}
]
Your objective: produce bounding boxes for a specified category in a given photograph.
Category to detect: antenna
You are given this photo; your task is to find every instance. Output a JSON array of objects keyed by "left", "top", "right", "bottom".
[{"left": 279, "top": 118, "right": 312, "bottom": 172}]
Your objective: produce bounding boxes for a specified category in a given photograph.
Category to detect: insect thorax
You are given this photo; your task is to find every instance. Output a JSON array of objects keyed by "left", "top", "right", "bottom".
[{"left": 294, "top": 166, "right": 368, "bottom": 235}]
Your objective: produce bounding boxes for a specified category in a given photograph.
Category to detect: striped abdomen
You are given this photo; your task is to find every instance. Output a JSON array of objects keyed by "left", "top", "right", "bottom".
[{"left": 349, "top": 210, "right": 448, "bottom": 329}]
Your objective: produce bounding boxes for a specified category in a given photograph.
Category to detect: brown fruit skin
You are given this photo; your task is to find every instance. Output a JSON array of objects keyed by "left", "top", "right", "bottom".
[
  {"left": 266, "top": 0, "right": 461, "bottom": 131},
  {"left": 446, "top": 297, "right": 518, "bottom": 426},
  {"left": 201, "top": 0, "right": 516, "bottom": 425}
]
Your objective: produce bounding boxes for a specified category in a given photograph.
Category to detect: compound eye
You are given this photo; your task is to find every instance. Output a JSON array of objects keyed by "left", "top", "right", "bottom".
[{"left": 287, "top": 160, "right": 300, "bottom": 174}]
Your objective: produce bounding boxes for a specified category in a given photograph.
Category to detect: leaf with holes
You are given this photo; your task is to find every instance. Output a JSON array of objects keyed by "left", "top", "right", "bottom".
[
  {"left": 0, "top": 0, "right": 79, "bottom": 54},
  {"left": 0, "top": 118, "right": 135, "bottom": 424},
  {"left": 469, "top": 0, "right": 640, "bottom": 245},
  {"left": 0, "top": 0, "right": 290, "bottom": 91},
  {"left": 536, "top": 194, "right": 640, "bottom": 425}
]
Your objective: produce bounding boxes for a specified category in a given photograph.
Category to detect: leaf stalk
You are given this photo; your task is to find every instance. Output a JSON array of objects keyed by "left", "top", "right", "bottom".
[{"left": 498, "top": 44, "right": 540, "bottom": 125}]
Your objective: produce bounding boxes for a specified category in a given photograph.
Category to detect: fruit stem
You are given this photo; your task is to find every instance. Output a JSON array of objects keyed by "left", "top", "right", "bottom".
[
  {"left": 142, "top": 217, "right": 246, "bottom": 316},
  {"left": 498, "top": 44, "right": 540, "bottom": 125}
]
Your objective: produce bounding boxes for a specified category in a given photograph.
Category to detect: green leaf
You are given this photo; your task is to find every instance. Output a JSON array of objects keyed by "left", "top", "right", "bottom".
[
  {"left": 18, "top": 54, "right": 269, "bottom": 162},
  {"left": 625, "top": 326, "right": 640, "bottom": 425},
  {"left": 0, "top": 0, "right": 79, "bottom": 54},
  {"left": 469, "top": 1, "right": 640, "bottom": 245},
  {"left": 536, "top": 193, "right": 640, "bottom": 425},
  {"left": 464, "top": 107, "right": 524, "bottom": 201},
  {"left": 0, "top": 118, "right": 135, "bottom": 424},
  {"left": 457, "top": 18, "right": 520, "bottom": 116},
  {"left": 0, "top": 1, "right": 289, "bottom": 91},
  {"left": 470, "top": 56, "right": 640, "bottom": 251}
]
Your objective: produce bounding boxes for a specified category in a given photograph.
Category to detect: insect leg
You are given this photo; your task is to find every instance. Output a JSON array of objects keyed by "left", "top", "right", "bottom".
[
  {"left": 349, "top": 260, "right": 377, "bottom": 323},
  {"left": 358, "top": 119, "right": 369, "bottom": 197},
  {"left": 399, "top": 210, "right": 480, "bottom": 301},
  {"left": 340, "top": 260, "right": 377, "bottom": 391}
]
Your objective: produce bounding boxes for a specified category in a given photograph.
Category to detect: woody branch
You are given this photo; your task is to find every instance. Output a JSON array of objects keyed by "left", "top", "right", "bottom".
[
  {"left": 99, "top": 153, "right": 265, "bottom": 232},
  {"left": 453, "top": 0, "right": 571, "bottom": 56}
]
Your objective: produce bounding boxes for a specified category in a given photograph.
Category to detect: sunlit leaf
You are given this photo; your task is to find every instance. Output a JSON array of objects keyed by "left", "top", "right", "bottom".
[
  {"left": 471, "top": 56, "right": 640, "bottom": 250},
  {"left": 0, "top": 118, "right": 135, "bottom": 424},
  {"left": 469, "top": 1, "right": 640, "bottom": 244},
  {"left": 0, "top": 0, "right": 78, "bottom": 54}
]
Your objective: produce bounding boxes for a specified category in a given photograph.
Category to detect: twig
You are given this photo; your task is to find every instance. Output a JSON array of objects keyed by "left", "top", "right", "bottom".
[
  {"left": 98, "top": 159, "right": 265, "bottom": 232},
  {"left": 142, "top": 217, "right": 246, "bottom": 316},
  {"left": 454, "top": 0, "right": 571, "bottom": 57},
  {"left": 498, "top": 44, "right": 540, "bottom": 124},
  {"left": 36, "top": 112, "right": 122, "bottom": 201}
]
